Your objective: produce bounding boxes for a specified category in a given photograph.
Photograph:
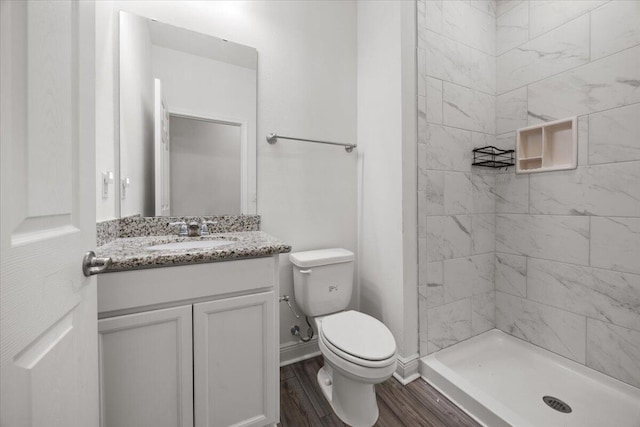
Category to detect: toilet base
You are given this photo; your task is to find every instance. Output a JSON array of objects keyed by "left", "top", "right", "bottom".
[{"left": 317, "top": 365, "right": 379, "bottom": 427}]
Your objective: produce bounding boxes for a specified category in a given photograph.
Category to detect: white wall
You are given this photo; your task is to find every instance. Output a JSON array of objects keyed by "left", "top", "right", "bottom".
[
  {"left": 400, "top": 0, "right": 419, "bottom": 365},
  {"left": 95, "top": 1, "right": 118, "bottom": 220},
  {"left": 95, "top": 1, "right": 358, "bottom": 349},
  {"left": 152, "top": 46, "right": 256, "bottom": 123},
  {"left": 357, "top": 0, "right": 418, "bottom": 361},
  {"left": 119, "top": 12, "right": 154, "bottom": 217}
]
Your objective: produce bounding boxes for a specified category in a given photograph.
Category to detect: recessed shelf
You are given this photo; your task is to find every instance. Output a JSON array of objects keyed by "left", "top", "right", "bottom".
[
  {"left": 516, "top": 117, "right": 577, "bottom": 174},
  {"left": 519, "top": 158, "right": 542, "bottom": 170},
  {"left": 519, "top": 129, "right": 543, "bottom": 158}
]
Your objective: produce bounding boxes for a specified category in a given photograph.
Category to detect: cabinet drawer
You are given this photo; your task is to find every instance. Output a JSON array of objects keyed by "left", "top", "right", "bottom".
[{"left": 98, "top": 256, "right": 276, "bottom": 314}]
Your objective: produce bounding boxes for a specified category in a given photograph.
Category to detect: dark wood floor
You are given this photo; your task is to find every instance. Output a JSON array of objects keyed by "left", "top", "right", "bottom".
[{"left": 279, "top": 356, "right": 480, "bottom": 427}]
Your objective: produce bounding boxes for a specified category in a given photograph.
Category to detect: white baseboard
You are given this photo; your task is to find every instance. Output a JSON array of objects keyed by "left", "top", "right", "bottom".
[
  {"left": 393, "top": 353, "right": 420, "bottom": 385},
  {"left": 279, "top": 339, "right": 321, "bottom": 367},
  {"left": 280, "top": 343, "right": 421, "bottom": 387}
]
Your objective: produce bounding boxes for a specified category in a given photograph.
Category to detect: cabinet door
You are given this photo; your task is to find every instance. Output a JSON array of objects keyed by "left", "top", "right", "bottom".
[
  {"left": 194, "top": 292, "right": 277, "bottom": 427},
  {"left": 98, "top": 305, "right": 193, "bottom": 427}
]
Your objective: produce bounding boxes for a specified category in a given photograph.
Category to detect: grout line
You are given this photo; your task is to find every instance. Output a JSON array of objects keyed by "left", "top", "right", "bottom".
[
  {"left": 524, "top": 255, "right": 528, "bottom": 299},
  {"left": 585, "top": 316, "right": 588, "bottom": 365},
  {"left": 525, "top": 82, "right": 530, "bottom": 126},
  {"left": 440, "top": 0, "right": 444, "bottom": 44},
  {"left": 423, "top": 120, "right": 495, "bottom": 138},
  {"left": 498, "top": 42, "right": 640, "bottom": 96},
  {"left": 586, "top": 114, "right": 591, "bottom": 166},
  {"left": 588, "top": 216, "right": 592, "bottom": 267},
  {"left": 467, "top": 0, "right": 497, "bottom": 19},
  {"left": 493, "top": 251, "right": 640, "bottom": 278},
  {"left": 425, "top": 26, "right": 497, "bottom": 61},
  {"left": 486, "top": 316, "right": 591, "bottom": 368},
  {"left": 588, "top": 8, "right": 592, "bottom": 63},
  {"left": 495, "top": 211, "right": 640, "bottom": 219},
  {"left": 526, "top": 174, "right": 530, "bottom": 214},
  {"left": 504, "top": 1, "right": 605, "bottom": 59},
  {"left": 441, "top": 79, "right": 496, "bottom": 103},
  {"left": 498, "top": 287, "right": 640, "bottom": 336},
  {"left": 527, "top": 0, "right": 531, "bottom": 41},
  {"left": 440, "top": 79, "right": 444, "bottom": 125}
]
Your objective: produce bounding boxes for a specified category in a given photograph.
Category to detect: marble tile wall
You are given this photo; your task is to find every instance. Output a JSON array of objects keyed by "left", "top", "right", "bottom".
[
  {"left": 418, "top": 0, "right": 497, "bottom": 357},
  {"left": 418, "top": 0, "right": 640, "bottom": 389},
  {"left": 494, "top": 0, "right": 640, "bottom": 388}
]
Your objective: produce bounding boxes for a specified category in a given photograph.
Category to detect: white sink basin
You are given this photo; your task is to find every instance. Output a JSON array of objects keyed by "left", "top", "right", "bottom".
[{"left": 147, "top": 240, "right": 235, "bottom": 251}]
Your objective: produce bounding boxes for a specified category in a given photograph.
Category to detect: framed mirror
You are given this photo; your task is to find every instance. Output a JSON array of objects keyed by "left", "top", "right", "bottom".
[{"left": 118, "top": 11, "right": 257, "bottom": 217}]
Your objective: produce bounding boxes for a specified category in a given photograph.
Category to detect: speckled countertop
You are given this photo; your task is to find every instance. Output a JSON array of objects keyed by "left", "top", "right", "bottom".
[{"left": 96, "top": 231, "right": 291, "bottom": 272}]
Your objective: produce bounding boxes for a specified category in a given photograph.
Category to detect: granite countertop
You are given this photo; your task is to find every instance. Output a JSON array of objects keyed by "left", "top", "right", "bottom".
[{"left": 96, "top": 231, "right": 291, "bottom": 272}]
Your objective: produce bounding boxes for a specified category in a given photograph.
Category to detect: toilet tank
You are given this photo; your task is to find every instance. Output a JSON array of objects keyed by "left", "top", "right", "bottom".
[{"left": 290, "top": 248, "right": 354, "bottom": 317}]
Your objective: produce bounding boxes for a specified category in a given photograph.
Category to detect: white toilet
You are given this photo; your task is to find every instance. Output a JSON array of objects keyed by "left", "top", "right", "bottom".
[{"left": 290, "top": 248, "right": 397, "bottom": 427}]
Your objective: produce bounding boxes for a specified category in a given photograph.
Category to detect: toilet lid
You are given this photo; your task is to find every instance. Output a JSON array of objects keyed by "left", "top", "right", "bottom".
[{"left": 320, "top": 311, "right": 396, "bottom": 361}]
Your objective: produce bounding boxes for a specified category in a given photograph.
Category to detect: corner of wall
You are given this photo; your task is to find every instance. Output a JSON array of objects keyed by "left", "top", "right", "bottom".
[{"left": 400, "top": 0, "right": 419, "bottom": 361}]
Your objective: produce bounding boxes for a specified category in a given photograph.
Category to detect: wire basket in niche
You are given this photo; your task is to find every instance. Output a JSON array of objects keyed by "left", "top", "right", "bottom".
[{"left": 472, "top": 146, "right": 515, "bottom": 169}]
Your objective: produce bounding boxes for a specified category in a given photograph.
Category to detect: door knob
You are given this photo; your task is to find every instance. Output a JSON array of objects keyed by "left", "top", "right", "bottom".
[{"left": 82, "top": 251, "right": 112, "bottom": 276}]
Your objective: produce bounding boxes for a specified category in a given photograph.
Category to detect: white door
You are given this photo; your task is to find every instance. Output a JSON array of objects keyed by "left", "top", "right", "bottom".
[
  {"left": 193, "top": 292, "right": 277, "bottom": 427},
  {"left": 98, "top": 306, "right": 193, "bottom": 427},
  {"left": 0, "top": 1, "right": 98, "bottom": 426},
  {"left": 154, "top": 78, "right": 171, "bottom": 216}
]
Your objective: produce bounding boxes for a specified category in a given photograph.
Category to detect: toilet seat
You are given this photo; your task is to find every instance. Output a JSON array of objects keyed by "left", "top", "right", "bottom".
[
  {"left": 319, "top": 311, "right": 397, "bottom": 369},
  {"left": 320, "top": 333, "right": 397, "bottom": 369},
  {"left": 318, "top": 334, "right": 397, "bottom": 384}
]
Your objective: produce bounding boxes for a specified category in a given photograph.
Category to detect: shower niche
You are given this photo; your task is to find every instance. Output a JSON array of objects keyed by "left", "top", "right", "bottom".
[{"left": 516, "top": 117, "right": 577, "bottom": 173}]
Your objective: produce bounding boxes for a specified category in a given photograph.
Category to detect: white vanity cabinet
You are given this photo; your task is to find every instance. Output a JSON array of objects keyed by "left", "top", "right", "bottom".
[{"left": 97, "top": 256, "right": 279, "bottom": 427}]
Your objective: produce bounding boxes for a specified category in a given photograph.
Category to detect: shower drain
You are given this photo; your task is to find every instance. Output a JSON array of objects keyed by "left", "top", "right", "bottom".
[{"left": 542, "top": 396, "right": 572, "bottom": 413}]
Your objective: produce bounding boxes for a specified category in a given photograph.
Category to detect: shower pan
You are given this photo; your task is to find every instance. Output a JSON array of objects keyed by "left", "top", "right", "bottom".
[{"left": 420, "top": 330, "right": 640, "bottom": 427}]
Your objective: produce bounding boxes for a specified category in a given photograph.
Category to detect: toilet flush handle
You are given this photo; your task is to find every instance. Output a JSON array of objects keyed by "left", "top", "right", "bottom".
[{"left": 300, "top": 269, "right": 312, "bottom": 274}]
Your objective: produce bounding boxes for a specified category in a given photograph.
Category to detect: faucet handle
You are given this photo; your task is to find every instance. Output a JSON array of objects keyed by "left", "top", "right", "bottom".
[
  {"left": 169, "top": 221, "right": 188, "bottom": 236},
  {"left": 200, "top": 220, "right": 218, "bottom": 236}
]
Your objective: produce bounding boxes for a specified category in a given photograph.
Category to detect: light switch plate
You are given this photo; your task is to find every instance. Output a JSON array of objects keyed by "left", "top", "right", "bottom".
[{"left": 101, "top": 171, "right": 114, "bottom": 199}]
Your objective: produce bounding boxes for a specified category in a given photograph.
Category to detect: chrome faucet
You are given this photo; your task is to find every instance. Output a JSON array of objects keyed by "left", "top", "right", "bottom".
[
  {"left": 187, "top": 221, "right": 200, "bottom": 237},
  {"left": 169, "top": 220, "right": 218, "bottom": 237}
]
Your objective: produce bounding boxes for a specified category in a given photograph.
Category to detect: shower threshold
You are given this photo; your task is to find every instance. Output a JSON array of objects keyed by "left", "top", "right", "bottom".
[{"left": 420, "top": 329, "right": 640, "bottom": 427}]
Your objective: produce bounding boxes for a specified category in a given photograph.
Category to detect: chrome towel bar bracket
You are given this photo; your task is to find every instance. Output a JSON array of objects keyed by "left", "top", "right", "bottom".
[{"left": 267, "top": 133, "right": 356, "bottom": 153}]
